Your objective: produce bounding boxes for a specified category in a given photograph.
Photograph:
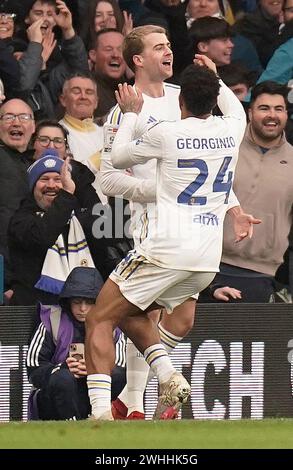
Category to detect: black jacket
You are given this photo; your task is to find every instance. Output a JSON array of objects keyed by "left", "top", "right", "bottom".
[
  {"left": 0, "top": 143, "right": 33, "bottom": 289},
  {"left": 233, "top": 6, "right": 280, "bottom": 68},
  {"left": 8, "top": 188, "right": 108, "bottom": 305}
]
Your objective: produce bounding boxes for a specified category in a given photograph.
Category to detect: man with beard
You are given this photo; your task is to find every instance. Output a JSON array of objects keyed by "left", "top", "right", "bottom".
[
  {"left": 208, "top": 80, "right": 293, "bottom": 302},
  {"left": 8, "top": 152, "right": 107, "bottom": 305}
]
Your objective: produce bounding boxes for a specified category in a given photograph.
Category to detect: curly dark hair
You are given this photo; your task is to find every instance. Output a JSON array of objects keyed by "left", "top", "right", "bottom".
[{"left": 180, "top": 64, "right": 220, "bottom": 116}]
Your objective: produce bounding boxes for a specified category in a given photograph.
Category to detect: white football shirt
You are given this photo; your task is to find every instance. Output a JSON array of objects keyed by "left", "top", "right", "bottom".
[
  {"left": 111, "top": 81, "right": 246, "bottom": 272},
  {"left": 102, "top": 83, "right": 181, "bottom": 244}
]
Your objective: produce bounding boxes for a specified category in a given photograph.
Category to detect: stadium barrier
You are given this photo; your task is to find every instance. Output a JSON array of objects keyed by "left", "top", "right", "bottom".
[{"left": 0, "top": 304, "right": 293, "bottom": 421}]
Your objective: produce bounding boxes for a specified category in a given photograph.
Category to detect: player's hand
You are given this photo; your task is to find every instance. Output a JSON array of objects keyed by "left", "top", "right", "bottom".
[
  {"left": 115, "top": 83, "right": 144, "bottom": 114},
  {"left": 233, "top": 213, "right": 261, "bottom": 242},
  {"left": 214, "top": 286, "right": 242, "bottom": 301},
  {"left": 194, "top": 54, "right": 217, "bottom": 74}
]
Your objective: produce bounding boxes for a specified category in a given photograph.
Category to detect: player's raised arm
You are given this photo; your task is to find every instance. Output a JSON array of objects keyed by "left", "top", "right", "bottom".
[{"left": 194, "top": 54, "right": 246, "bottom": 138}]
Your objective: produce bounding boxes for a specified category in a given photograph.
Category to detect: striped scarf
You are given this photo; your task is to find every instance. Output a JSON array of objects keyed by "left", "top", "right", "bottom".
[{"left": 35, "top": 213, "right": 95, "bottom": 295}]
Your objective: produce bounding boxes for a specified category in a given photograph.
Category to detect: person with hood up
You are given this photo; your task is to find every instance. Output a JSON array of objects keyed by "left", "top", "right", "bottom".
[{"left": 26, "top": 266, "right": 126, "bottom": 420}]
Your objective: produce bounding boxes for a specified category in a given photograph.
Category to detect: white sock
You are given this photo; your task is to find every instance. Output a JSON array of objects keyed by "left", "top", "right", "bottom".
[
  {"left": 146, "top": 323, "right": 183, "bottom": 383},
  {"left": 87, "top": 374, "right": 111, "bottom": 419},
  {"left": 144, "top": 344, "right": 176, "bottom": 384},
  {"left": 118, "top": 339, "right": 150, "bottom": 415}
]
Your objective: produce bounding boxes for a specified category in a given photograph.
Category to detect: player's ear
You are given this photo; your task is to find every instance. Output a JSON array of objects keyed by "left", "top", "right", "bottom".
[{"left": 133, "top": 54, "right": 143, "bottom": 68}]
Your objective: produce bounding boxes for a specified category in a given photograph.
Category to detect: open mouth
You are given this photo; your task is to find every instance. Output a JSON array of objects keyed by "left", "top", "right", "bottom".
[
  {"left": 9, "top": 130, "right": 24, "bottom": 139},
  {"left": 108, "top": 61, "right": 121, "bottom": 70},
  {"left": 43, "top": 191, "right": 58, "bottom": 197},
  {"left": 264, "top": 120, "right": 279, "bottom": 128}
]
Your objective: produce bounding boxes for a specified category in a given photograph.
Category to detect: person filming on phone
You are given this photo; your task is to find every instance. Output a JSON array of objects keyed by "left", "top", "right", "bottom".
[{"left": 26, "top": 266, "right": 125, "bottom": 420}]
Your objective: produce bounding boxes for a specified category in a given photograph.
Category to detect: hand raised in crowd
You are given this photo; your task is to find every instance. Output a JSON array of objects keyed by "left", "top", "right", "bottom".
[
  {"left": 194, "top": 54, "right": 217, "bottom": 74},
  {"left": 26, "top": 18, "right": 43, "bottom": 44},
  {"left": 54, "top": 0, "right": 74, "bottom": 39},
  {"left": 122, "top": 10, "right": 133, "bottom": 36},
  {"left": 214, "top": 286, "right": 242, "bottom": 301},
  {"left": 41, "top": 30, "right": 57, "bottom": 67},
  {"left": 61, "top": 157, "right": 75, "bottom": 194},
  {"left": 115, "top": 83, "right": 144, "bottom": 115}
]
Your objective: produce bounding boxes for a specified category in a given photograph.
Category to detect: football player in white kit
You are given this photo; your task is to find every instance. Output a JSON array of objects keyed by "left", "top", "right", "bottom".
[
  {"left": 85, "top": 55, "right": 261, "bottom": 421},
  {"left": 101, "top": 25, "right": 197, "bottom": 420}
]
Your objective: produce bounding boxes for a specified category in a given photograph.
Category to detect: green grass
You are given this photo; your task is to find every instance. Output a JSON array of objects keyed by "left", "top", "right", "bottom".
[{"left": 0, "top": 419, "right": 293, "bottom": 449}]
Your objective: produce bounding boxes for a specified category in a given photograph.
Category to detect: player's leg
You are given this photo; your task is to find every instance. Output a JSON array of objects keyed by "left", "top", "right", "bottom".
[
  {"left": 153, "top": 272, "right": 215, "bottom": 419},
  {"left": 112, "top": 300, "right": 196, "bottom": 420},
  {"left": 113, "top": 309, "right": 161, "bottom": 420},
  {"left": 86, "top": 255, "right": 191, "bottom": 420},
  {"left": 86, "top": 277, "right": 141, "bottom": 419}
]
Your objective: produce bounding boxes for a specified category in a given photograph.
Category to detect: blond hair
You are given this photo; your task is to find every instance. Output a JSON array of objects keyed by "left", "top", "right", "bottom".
[{"left": 123, "top": 25, "right": 166, "bottom": 72}]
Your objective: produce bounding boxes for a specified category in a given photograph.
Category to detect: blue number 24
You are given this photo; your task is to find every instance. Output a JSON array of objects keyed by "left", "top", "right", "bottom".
[{"left": 177, "top": 156, "right": 233, "bottom": 205}]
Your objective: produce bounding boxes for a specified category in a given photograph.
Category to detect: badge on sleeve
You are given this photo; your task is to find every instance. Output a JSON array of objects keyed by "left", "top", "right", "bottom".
[{"left": 104, "top": 125, "right": 119, "bottom": 153}]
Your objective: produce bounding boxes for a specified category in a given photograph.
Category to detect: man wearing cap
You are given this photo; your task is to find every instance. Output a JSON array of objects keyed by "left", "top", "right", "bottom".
[{"left": 8, "top": 150, "right": 107, "bottom": 305}]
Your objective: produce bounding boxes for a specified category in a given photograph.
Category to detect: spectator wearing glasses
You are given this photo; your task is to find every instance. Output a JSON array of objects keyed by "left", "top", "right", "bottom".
[
  {"left": 32, "top": 119, "right": 101, "bottom": 209},
  {"left": 7, "top": 150, "right": 111, "bottom": 305},
  {"left": 0, "top": 98, "right": 35, "bottom": 302},
  {"left": 33, "top": 119, "right": 135, "bottom": 280}
]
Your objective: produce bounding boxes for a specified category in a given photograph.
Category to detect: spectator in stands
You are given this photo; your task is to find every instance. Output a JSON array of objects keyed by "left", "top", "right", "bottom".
[
  {"left": 81, "top": 0, "right": 132, "bottom": 49},
  {"left": 283, "top": 0, "right": 293, "bottom": 20},
  {"left": 140, "top": 1, "right": 262, "bottom": 79},
  {"left": 186, "top": 0, "right": 235, "bottom": 26},
  {"left": 189, "top": 16, "right": 262, "bottom": 73},
  {"left": 202, "top": 81, "right": 293, "bottom": 302},
  {"left": 26, "top": 266, "right": 126, "bottom": 420},
  {"left": 255, "top": 22, "right": 293, "bottom": 86},
  {"left": 89, "top": 28, "right": 128, "bottom": 118},
  {"left": 0, "top": 98, "right": 35, "bottom": 302},
  {"left": 32, "top": 118, "right": 102, "bottom": 205},
  {"left": 219, "top": 62, "right": 254, "bottom": 101},
  {"left": 233, "top": 0, "right": 283, "bottom": 67},
  {"left": 8, "top": 152, "right": 108, "bottom": 305},
  {"left": 59, "top": 72, "right": 105, "bottom": 202},
  {"left": 0, "top": 3, "right": 22, "bottom": 99},
  {"left": 32, "top": 119, "right": 133, "bottom": 277},
  {"left": 16, "top": 0, "right": 89, "bottom": 120},
  {"left": 190, "top": 17, "right": 234, "bottom": 66}
]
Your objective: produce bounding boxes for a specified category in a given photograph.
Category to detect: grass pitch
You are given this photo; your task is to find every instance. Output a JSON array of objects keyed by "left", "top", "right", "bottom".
[{"left": 0, "top": 419, "right": 293, "bottom": 449}]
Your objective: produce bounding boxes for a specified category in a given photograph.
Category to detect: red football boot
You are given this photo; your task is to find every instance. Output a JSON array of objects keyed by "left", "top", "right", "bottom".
[{"left": 111, "top": 398, "right": 128, "bottom": 420}]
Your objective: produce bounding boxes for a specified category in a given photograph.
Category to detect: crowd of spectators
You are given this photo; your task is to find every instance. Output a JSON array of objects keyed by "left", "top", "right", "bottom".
[{"left": 1, "top": 0, "right": 293, "bottom": 419}]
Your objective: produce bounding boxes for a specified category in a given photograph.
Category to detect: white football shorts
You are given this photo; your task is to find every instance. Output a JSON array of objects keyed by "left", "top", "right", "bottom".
[{"left": 110, "top": 249, "right": 215, "bottom": 313}]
